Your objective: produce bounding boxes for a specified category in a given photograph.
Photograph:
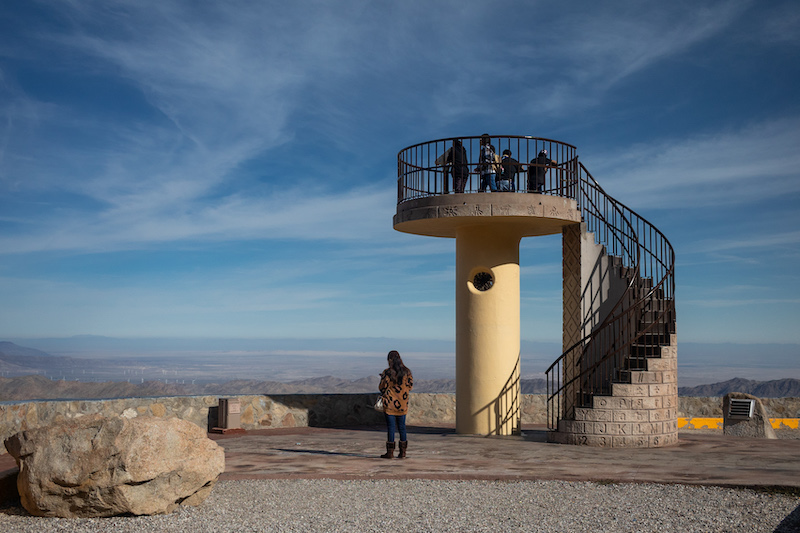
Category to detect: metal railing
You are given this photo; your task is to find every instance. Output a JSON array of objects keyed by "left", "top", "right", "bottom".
[
  {"left": 545, "top": 163, "right": 675, "bottom": 430},
  {"left": 397, "top": 135, "right": 578, "bottom": 202}
]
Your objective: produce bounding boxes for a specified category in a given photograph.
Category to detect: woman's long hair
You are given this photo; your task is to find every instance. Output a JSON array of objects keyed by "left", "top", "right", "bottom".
[{"left": 385, "top": 350, "right": 410, "bottom": 383}]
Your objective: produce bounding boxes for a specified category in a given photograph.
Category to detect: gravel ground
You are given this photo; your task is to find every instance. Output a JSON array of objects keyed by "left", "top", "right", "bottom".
[
  {"left": 0, "top": 479, "right": 798, "bottom": 533},
  {"left": 776, "top": 429, "right": 800, "bottom": 439},
  {"left": 682, "top": 428, "right": 800, "bottom": 440}
]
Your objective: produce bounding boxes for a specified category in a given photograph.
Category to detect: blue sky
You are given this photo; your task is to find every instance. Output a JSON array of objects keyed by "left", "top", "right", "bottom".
[{"left": 1, "top": 1, "right": 799, "bottom": 370}]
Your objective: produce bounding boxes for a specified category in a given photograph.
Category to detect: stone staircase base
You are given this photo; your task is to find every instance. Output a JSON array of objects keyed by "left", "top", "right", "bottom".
[{"left": 548, "top": 338, "right": 679, "bottom": 448}]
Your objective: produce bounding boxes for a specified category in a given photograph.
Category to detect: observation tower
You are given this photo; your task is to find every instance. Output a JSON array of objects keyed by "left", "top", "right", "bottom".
[{"left": 394, "top": 136, "right": 677, "bottom": 447}]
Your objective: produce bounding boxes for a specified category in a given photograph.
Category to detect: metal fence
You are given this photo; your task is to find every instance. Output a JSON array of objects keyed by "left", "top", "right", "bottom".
[{"left": 397, "top": 135, "right": 579, "bottom": 202}]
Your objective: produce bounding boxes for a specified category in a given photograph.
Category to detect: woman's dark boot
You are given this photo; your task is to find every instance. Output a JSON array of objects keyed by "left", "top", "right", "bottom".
[
  {"left": 398, "top": 441, "right": 408, "bottom": 459},
  {"left": 381, "top": 441, "right": 395, "bottom": 459}
]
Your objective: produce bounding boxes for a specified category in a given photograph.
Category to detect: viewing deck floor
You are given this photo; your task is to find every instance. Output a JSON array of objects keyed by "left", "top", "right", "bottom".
[
  {"left": 204, "top": 425, "right": 800, "bottom": 489},
  {"left": 0, "top": 426, "right": 800, "bottom": 501},
  {"left": 2, "top": 425, "right": 798, "bottom": 501}
]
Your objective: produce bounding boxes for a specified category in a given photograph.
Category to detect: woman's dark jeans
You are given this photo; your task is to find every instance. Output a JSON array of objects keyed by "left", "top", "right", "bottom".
[{"left": 385, "top": 413, "right": 407, "bottom": 442}]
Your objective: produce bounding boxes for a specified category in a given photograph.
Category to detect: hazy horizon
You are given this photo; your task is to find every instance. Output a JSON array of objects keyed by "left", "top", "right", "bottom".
[{"left": 4, "top": 336, "right": 798, "bottom": 388}]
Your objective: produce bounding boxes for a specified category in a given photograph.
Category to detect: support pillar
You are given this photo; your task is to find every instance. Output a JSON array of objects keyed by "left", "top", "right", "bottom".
[
  {"left": 455, "top": 225, "right": 521, "bottom": 435},
  {"left": 562, "top": 223, "right": 583, "bottom": 419}
]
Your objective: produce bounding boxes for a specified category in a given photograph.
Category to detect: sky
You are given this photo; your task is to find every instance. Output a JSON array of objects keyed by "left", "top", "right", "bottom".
[{"left": 1, "top": 1, "right": 799, "bottom": 376}]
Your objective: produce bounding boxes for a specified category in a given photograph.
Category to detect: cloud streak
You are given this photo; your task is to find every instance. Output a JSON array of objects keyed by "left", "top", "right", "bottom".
[
  {"left": 0, "top": 184, "right": 396, "bottom": 253},
  {"left": 587, "top": 116, "right": 800, "bottom": 209}
]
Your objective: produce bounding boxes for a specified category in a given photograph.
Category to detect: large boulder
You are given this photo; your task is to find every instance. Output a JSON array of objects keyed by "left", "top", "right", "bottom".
[{"left": 4, "top": 414, "right": 224, "bottom": 517}]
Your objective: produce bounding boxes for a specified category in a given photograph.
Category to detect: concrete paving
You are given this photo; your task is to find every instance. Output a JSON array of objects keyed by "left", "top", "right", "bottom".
[
  {"left": 1, "top": 425, "right": 797, "bottom": 503},
  {"left": 209, "top": 425, "right": 800, "bottom": 490}
]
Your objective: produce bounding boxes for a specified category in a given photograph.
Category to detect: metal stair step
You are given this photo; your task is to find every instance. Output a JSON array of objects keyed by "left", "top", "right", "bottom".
[{"left": 629, "top": 344, "right": 662, "bottom": 357}]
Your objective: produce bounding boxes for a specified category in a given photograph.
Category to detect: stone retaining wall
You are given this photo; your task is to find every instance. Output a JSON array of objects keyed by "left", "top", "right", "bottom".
[
  {"left": 1, "top": 394, "right": 797, "bottom": 455},
  {"left": 678, "top": 396, "right": 800, "bottom": 418},
  {"left": 0, "top": 393, "right": 383, "bottom": 454}
]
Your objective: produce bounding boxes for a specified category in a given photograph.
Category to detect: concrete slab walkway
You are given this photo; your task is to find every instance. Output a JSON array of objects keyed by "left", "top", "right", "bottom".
[
  {"left": 2, "top": 424, "right": 797, "bottom": 502},
  {"left": 210, "top": 425, "right": 800, "bottom": 490}
]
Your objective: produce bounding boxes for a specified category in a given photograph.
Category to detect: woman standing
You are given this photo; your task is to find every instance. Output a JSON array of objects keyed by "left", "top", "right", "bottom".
[{"left": 378, "top": 350, "right": 414, "bottom": 459}]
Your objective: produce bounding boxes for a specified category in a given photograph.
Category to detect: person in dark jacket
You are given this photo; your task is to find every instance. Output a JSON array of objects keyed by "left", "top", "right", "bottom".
[
  {"left": 378, "top": 350, "right": 414, "bottom": 458},
  {"left": 498, "top": 149, "right": 521, "bottom": 192},
  {"left": 436, "top": 139, "right": 470, "bottom": 193},
  {"left": 527, "top": 149, "right": 556, "bottom": 193}
]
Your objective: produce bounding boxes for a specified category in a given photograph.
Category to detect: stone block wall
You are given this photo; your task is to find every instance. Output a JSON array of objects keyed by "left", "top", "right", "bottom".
[
  {"left": 550, "top": 339, "right": 680, "bottom": 448},
  {"left": 0, "top": 394, "right": 383, "bottom": 453},
  {"left": 0, "top": 393, "right": 550, "bottom": 455},
  {"left": 1, "top": 393, "right": 796, "bottom": 455},
  {"left": 678, "top": 396, "right": 800, "bottom": 418}
]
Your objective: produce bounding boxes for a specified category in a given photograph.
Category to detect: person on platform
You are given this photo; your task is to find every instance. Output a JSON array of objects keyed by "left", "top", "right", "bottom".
[
  {"left": 477, "top": 134, "right": 500, "bottom": 192},
  {"left": 435, "top": 139, "right": 470, "bottom": 193},
  {"left": 498, "top": 149, "right": 521, "bottom": 192},
  {"left": 527, "top": 149, "right": 556, "bottom": 193},
  {"left": 378, "top": 350, "right": 414, "bottom": 459}
]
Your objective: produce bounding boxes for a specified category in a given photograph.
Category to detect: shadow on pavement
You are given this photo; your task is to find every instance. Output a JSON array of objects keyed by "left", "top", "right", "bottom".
[
  {"left": 775, "top": 502, "right": 800, "bottom": 532},
  {"left": 274, "top": 448, "right": 372, "bottom": 458}
]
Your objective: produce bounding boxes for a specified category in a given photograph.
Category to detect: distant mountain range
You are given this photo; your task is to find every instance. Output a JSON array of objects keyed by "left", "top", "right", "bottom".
[
  {"left": 677, "top": 378, "right": 800, "bottom": 398},
  {"left": 0, "top": 341, "right": 80, "bottom": 375},
  {"left": 0, "top": 341, "right": 53, "bottom": 358},
  {"left": 2, "top": 374, "right": 799, "bottom": 402},
  {"left": 0, "top": 373, "right": 547, "bottom": 401},
  {"left": 2, "top": 341, "right": 800, "bottom": 400}
]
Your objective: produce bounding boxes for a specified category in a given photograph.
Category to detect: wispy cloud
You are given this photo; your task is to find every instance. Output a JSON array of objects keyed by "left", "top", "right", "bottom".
[
  {"left": 518, "top": 1, "right": 753, "bottom": 116},
  {"left": 685, "top": 230, "right": 800, "bottom": 255},
  {"left": 520, "top": 264, "right": 561, "bottom": 277},
  {"left": 398, "top": 301, "right": 449, "bottom": 308},
  {"left": 748, "top": 2, "right": 800, "bottom": 45},
  {"left": 0, "top": 184, "right": 397, "bottom": 253},
  {"left": 2, "top": 2, "right": 398, "bottom": 252},
  {"left": 683, "top": 297, "right": 800, "bottom": 308},
  {"left": 588, "top": 116, "right": 800, "bottom": 208}
]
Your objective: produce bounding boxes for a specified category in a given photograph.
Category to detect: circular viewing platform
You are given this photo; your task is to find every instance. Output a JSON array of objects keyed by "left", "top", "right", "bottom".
[{"left": 394, "top": 135, "right": 581, "bottom": 238}]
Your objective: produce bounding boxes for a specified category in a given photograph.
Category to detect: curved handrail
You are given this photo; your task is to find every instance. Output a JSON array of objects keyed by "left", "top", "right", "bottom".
[
  {"left": 543, "top": 163, "right": 639, "bottom": 427},
  {"left": 545, "top": 163, "right": 676, "bottom": 430},
  {"left": 397, "top": 136, "right": 578, "bottom": 200}
]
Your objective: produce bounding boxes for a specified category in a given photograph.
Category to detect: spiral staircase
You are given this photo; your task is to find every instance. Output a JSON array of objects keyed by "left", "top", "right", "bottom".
[
  {"left": 546, "top": 162, "right": 677, "bottom": 447},
  {"left": 395, "top": 135, "right": 677, "bottom": 446}
]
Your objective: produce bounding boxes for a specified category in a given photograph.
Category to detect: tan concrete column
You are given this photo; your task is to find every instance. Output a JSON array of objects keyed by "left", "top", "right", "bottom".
[{"left": 455, "top": 225, "right": 521, "bottom": 435}]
